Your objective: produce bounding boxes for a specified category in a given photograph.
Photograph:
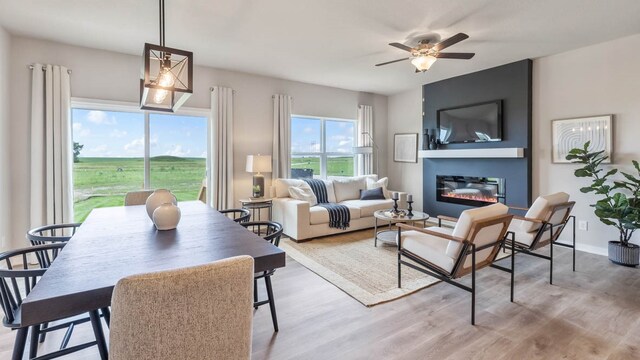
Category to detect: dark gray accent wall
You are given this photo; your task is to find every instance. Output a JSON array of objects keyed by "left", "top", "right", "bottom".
[{"left": 422, "top": 59, "right": 532, "bottom": 217}]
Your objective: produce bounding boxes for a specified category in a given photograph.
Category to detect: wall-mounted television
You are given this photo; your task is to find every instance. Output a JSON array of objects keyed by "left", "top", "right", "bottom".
[{"left": 436, "top": 100, "right": 503, "bottom": 144}]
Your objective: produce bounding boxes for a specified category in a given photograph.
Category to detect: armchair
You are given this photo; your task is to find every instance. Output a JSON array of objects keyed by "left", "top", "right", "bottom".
[
  {"left": 397, "top": 203, "right": 514, "bottom": 325},
  {"left": 505, "top": 192, "right": 576, "bottom": 285}
]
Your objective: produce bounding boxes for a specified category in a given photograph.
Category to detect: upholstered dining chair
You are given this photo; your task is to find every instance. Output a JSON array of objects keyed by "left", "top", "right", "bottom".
[
  {"left": 0, "top": 244, "right": 107, "bottom": 360},
  {"left": 397, "top": 203, "right": 514, "bottom": 325},
  {"left": 220, "top": 208, "right": 251, "bottom": 223},
  {"left": 124, "top": 190, "right": 155, "bottom": 206},
  {"left": 506, "top": 192, "right": 576, "bottom": 285},
  {"left": 239, "top": 221, "right": 283, "bottom": 332},
  {"left": 109, "top": 256, "right": 255, "bottom": 360}
]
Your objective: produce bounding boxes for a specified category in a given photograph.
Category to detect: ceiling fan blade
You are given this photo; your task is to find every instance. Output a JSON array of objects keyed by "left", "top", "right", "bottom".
[
  {"left": 388, "top": 42, "right": 414, "bottom": 52},
  {"left": 436, "top": 52, "right": 475, "bottom": 59},
  {"left": 375, "top": 58, "right": 410, "bottom": 66},
  {"left": 432, "top": 33, "right": 469, "bottom": 51}
]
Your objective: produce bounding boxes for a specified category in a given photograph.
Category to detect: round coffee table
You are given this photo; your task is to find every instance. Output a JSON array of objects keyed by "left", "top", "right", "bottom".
[{"left": 373, "top": 209, "right": 429, "bottom": 247}]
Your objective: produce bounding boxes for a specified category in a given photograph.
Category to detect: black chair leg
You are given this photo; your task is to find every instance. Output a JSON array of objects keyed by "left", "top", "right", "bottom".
[
  {"left": 89, "top": 310, "right": 109, "bottom": 360},
  {"left": 30, "top": 325, "right": 40, "bottom": 359},
  {"left": 12, "top": 327, "right": 28, "bottom": 360},
  {"left": 39, "top": 322, "right": 48, "bottom": 343},
  {"left": 572, "top": 217, "right": 576, "bottom": 272},
  {"left": 397, "top": 252, "right": 402, "bottom": 288},
  {"left": 253, "top": 279, "right": 258, "bottom": 309},
  {"left": 549, "top": 227, "right": 554, "bottom": 285},
  {"left": 101, "top": 307, "right": 111, "bottom": 328},
  {"left": 264, "top": 276, "right": 279, "bottom": 332},
  {"left": 471, "top": 246, "right": 476, "bottom": 325}
]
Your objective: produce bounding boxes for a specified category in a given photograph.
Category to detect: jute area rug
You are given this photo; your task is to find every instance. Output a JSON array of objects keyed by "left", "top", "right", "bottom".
[{"left": 280, "top": 229, "right": 441, "bottom": 307}]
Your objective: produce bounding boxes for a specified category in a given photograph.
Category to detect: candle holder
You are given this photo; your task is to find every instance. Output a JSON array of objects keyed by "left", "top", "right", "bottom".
[
  {"left": 392, "top": 198, "right": 399, "bottom": 214},
  {"left": 407, "top": 200, "right": 414, "bottom": 217}
]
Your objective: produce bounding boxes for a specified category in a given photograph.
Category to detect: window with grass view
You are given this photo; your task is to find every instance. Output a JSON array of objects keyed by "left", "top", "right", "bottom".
[
  {"left": 290, "top": 116, "right": 355, "bottom": 179},
  {"left": 72, "top": 107, "right": 208, "bottom": 222}
]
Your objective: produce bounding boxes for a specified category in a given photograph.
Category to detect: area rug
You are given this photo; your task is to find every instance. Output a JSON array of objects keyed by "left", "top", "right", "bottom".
[{"left": 280, "top": 230, "right": 441, "bottom": 307}]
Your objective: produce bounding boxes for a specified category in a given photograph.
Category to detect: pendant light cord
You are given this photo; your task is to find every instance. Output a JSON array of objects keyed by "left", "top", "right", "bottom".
[{"left": 159, "top": 0, "right": 165, "bottom": 47}]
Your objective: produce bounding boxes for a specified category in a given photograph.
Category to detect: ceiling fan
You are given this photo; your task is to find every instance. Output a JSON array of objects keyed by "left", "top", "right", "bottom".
[{"left": 375, "top": 33, "right": 475, "bottom": 73}]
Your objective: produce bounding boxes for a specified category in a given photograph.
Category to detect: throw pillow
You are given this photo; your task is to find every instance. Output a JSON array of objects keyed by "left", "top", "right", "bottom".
[
  {"left": 359, "top": 187, "right": 385, "bottom": 200},
  {"left": 366, "top": 177, "right": 389, "bottom": 199},
  {"left": 332, "top": 177, "right": 366, "bottom": 202},
  {"left": 288, "top": 185, "right": 318, "bottom": 205}
]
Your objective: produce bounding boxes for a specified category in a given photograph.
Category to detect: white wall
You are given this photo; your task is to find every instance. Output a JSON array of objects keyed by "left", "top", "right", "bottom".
[
  {"left": 8, "top": 36, "right": 388, "bottom": 249},
  {"left": 387, "top": 88, "right": 423, "bottom": 211},
  {"left": 534, "top": 33, "right": 640, "bottom": 255},
  {"left": 0, "top": 26, "right": 10, "bottom": 250}
]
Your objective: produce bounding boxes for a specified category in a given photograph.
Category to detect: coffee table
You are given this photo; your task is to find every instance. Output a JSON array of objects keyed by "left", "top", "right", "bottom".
[{"left": 373, "top": 209, "right": 430, "bottom": 247}]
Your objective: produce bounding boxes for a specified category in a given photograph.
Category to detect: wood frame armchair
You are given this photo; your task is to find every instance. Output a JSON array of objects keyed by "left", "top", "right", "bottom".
[
  {"left": 397, "top": 209, "right": 514, "bottom": 325},
  {"left": 506, "top": 200, "right": 576, "bottom": 285}
]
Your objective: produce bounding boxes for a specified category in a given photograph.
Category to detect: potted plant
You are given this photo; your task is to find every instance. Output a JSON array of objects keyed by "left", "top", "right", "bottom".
[{"left": 566, "top": 141, "right": 640, "bottom": 266}]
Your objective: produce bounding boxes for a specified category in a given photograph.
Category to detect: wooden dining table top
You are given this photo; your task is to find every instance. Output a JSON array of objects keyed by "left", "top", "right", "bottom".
[{"left": 20, "top": 201, "right": 286, "bottom": 327}]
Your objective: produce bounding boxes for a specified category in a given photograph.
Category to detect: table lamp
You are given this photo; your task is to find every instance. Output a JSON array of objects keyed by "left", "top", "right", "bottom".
[{"left": 246, "top": 155, "right": 272, "bottom": 198}]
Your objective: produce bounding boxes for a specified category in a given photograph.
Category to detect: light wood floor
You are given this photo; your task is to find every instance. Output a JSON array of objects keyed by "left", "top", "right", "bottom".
[{"left": 1, "top": 240, "right": 639, "bottom": 359}]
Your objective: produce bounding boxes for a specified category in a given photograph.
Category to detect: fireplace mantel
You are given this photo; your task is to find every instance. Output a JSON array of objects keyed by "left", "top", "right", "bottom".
[{"left": 418, "top": 148, "right": 524, "bottom": 159}]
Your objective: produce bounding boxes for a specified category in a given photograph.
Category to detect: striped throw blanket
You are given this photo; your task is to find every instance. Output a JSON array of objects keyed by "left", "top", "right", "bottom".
[{"left": 304, "top": 179, "right": 350, "bottom": 230}]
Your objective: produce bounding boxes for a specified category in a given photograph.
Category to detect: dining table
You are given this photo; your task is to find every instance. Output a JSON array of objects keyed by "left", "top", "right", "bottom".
[{"left": 20, "top": 200, "right": 286, "bottom": 358}]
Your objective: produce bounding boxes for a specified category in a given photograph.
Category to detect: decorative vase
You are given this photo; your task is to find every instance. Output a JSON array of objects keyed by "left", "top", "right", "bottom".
[
  {"left": 145, "top": 189, "right": 177, "bottom": 220},
  {"left": 608, "top": 241, "right": 640, "bottom": 267},
  {"left": 422, "top": 129, "right": 428, "bottom": 150},
  {"left": 152, "top": 203, "right": 181, "bottom": 230},
  {"left": 428, "top": 129, "right": 438, "bottom": 150}
]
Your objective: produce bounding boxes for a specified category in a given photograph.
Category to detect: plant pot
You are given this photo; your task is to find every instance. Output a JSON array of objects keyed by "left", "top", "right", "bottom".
[{"left": 608, "top": 241, "right": 640, "bottom": 267}]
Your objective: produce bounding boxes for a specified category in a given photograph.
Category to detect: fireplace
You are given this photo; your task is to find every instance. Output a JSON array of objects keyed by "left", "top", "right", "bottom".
[{"left": 436, "top": 176, "right": 505, "bottom": 207}]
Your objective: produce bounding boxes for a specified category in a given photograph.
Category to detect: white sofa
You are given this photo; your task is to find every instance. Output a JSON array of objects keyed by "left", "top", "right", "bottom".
[{"left": 271, "top": 175, "right": 407, "bottom": 241}]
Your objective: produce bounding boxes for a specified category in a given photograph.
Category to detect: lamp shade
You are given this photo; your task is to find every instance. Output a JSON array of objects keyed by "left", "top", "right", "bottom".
[
  {"left": 411, "top": 55, "right": 437, "bottom": 72},
  {"left": 352, "top": 146, "right": 374, "bottom": 154},
  {"left": 246, "top": 155, "right": 272, "bottom": 173}
]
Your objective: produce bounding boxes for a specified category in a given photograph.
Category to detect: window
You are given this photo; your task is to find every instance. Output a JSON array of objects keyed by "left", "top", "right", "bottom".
[
  {"left": 290, "top": 116, "right": 356, "bottom": 179},
  {"left": 72, "top": 103, "right": 208, "bottom": 222}
]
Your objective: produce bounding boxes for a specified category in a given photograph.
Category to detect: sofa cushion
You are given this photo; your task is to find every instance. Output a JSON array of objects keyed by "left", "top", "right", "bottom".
[
  {"left": 521, "top": 192, "right": 570, "bottom": 232},
  {"left": 332, "top": 177, "right": 366, "bottom": 202},
  {"left": 452, "top": 203, "right": 509, "bottom": 240},
  {"left": 309, "top": 205, "right": 361, "bottom": 225},
  {"left": 366, "top": 177, "right": 389, "bottom": 199},
  {"left": 400, "top": 230, "right": 456, "bottom": 274},
  {"left": 340, "top": 199, "right": 393, "bottom": 217},
  {"left": 274, "top": 178, "right": 305, "bottom": 198},
  {"left": 360, "top": 187, "right": 385, "bottom": 200},
  {"left": 288, "top": 185, "right": 317, "bottom": 205},
  {"left": 322, "top": 180, "right": 337, "bottom": 203}
]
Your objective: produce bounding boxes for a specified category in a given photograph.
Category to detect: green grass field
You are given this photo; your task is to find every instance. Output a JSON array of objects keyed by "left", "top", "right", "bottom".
[
  {"left": 291, "top": 156, "right": 354, "bottom": 177},
  {"left": 73, "top": 156, "right": 205, "bottom": 222}
]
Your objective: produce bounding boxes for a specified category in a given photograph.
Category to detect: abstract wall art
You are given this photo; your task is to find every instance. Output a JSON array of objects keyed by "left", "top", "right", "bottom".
[{"left": 551, "top": 115, "right": 613, "bottom": 163}]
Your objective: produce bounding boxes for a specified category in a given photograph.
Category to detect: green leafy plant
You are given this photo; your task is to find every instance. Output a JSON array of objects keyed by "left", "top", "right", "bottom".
[{"left": 566, "top": 141, "right": 640, "bottom": 246}]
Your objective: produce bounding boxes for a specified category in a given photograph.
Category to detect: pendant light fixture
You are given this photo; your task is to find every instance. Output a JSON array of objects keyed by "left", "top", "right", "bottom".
[{"left": 140, "top": 0, "right": 193, "bottom": 112}]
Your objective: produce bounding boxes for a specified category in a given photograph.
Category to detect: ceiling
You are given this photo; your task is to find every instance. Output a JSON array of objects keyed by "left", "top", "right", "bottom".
[{"left": 1, "top": 0, "right": 640, "bottom": 95}]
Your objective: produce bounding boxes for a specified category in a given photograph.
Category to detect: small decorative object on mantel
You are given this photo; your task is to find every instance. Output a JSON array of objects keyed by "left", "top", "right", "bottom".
[
  {"left": 146, "top": 189, "right": 177, "bottom": 220},
  {"left": 428, "top": 129, "right": 438, "bottom": 150},
  {"left": 422, "top": 129, "right": 428, "bottom": 150},
  {"left": 407, "top": 194, "right": 414, "bottom": 216},
  {"left": 152, "top": 203, "right": 182, "bottom": 230},
  {"left": 567, "top": 141, "right": 639, "bottom": 267}
]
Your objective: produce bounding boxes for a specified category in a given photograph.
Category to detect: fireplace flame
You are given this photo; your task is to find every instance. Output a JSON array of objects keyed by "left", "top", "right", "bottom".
[{"left": 441, "top": 192, "right": 498, "bottom": 203}]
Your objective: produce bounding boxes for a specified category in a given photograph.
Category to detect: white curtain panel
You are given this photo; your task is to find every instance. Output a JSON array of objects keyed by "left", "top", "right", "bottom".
[
  {"left": 272, "top": 94, "right": 292, "bottom": 179},
  {"left": 30, "top": 64, "right": 74, "bottom": 227},
  {"left": 357, "top": 105, "right": 374, "bottom": 175},
  {"left": 208, "top": 86, "right": 235, "bottom": 210}
]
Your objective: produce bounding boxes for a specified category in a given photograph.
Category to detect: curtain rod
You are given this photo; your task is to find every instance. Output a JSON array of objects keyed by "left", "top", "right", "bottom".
[{"left": 28, "top": 64, "right": 72, "bottom": 74}]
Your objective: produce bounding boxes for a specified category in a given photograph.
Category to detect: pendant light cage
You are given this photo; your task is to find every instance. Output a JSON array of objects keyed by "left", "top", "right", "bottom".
[{"left": 140, "top": 0, "right": 193, "bottom": 112}]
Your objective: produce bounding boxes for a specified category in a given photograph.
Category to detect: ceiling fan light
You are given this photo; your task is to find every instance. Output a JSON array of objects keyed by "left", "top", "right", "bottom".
[{"left": 411, "top": 55, "right": 437, "bottom": 71}]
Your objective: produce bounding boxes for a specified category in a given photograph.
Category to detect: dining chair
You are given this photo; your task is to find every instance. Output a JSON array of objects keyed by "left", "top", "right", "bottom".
[
  {"left": 398, "top": 203, "right": 514, "bottom": 325},
  {"left": 0, "top": 244, "right": 107, "bottom": 360},
  {"left": 220, "top": 208, "right": 251, "bottom": 223},
  {"left": 124, "top": 190, "right": 154, "bottom": 206},
  {"left": 109, "top": 255, "right": 255, "bottom": 360},
  {"left": 239, "top": 221, "right": 283, "bottom": 331},
  {"left": 505, "top": 192, "right": 576, "bottom": 285}
]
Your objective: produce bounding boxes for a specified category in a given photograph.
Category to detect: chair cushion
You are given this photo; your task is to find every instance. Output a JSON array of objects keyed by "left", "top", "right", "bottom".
[
  {"left": 521, "top": 192, "right": 570, "bottom": 232},
  {"left": 340, "top": 199, "right": 394, "bottom": 217},
  {"left": 509, "top": 219, "right": 552, "bottom": 247},
  {"left": 288, "top": 185, "right": 317, "bottom": 205},
  {"left": 360, "top": 187, "right": 386, "bottom": 200},
  {"left": 452, "top": 203, "right": 509, "bottom": 239},
  {"left": 400, "top": 230, "right": 456, "bottom": 274},
  {"left": 332, "top": 177, "right": 367, "bottom": 202},
  {"left": 309, "top": 205, "right": 361, "bottom": 225},
  {"left": 366, "top": 177, "right": 389, "bottom": 199}
]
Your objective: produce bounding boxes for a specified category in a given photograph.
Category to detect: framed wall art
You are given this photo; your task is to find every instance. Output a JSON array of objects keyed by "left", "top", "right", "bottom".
[
  {"left": 394, "top": 133, "right": 418, "bottom": 163},
  {"left": 551, "top": 115, "right": 613, "bottom": 163}
]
